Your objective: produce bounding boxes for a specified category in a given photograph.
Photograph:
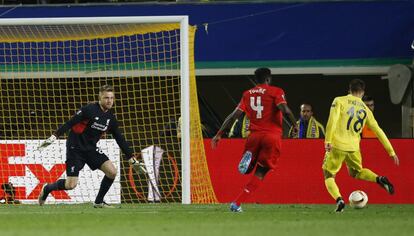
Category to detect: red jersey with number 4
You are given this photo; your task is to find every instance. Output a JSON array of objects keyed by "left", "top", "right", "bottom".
[{"left": 237, "top": 84, "right": 286, "bottom": 135}]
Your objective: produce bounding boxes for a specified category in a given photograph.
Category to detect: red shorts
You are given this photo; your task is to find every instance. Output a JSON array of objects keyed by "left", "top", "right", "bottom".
[{"left": 243, "top": 132, "right": 281, "bottom": 170}]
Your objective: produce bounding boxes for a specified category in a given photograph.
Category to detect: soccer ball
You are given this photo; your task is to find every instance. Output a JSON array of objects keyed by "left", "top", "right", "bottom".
[{"left": 348, "top": 190, "right": 368, "bottom": 209}]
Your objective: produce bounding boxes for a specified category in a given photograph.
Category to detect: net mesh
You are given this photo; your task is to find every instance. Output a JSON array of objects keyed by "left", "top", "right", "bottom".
[{"left": 0, "top": 21, "right": 217, "bottom": 204}]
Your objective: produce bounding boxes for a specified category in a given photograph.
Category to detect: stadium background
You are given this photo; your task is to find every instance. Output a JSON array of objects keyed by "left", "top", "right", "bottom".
[
  {"left": 1, "top": 1, "right": 413, "bottom": 137},
  {"left": 0, "top": 1, "right": 413, "bottom": 203}
]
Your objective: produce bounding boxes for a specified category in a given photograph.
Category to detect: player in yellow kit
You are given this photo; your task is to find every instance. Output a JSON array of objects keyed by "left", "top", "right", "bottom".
[{"left": 322, "top": 79, "right": 399, "bottom": 212}]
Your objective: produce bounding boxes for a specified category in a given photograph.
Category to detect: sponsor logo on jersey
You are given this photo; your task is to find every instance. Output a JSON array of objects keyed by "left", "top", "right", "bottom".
[{"left": 91, "top": 122, "right": 108, "bottom": 132}]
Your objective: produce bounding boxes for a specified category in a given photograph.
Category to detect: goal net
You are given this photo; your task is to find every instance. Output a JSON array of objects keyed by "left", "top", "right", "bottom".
[{"left": 0, "top": 16, "right": 217, "bottom": 204}]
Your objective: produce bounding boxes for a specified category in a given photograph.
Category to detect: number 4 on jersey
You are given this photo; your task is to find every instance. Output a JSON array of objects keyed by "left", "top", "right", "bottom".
[{"left": 250, "top": 96, "right": 263, "bottom": 119}]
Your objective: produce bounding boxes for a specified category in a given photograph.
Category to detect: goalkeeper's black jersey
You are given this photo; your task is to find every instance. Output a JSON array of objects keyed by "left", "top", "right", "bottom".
[{"left": 54, "top": 102, "right": 133, "bottom": 159}]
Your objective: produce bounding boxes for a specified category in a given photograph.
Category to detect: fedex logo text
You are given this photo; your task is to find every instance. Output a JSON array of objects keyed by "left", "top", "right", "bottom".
[
  {"left": 0, "top": 143, "right": 68, "bottom": 201},
  {"left": 0, "top": 140, "right": 121, "bottom": 204}
]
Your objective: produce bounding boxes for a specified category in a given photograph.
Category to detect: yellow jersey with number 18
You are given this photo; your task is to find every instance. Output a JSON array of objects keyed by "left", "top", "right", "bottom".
[{"left": 325, "top": 94, "right": 395, "bottom": 156}]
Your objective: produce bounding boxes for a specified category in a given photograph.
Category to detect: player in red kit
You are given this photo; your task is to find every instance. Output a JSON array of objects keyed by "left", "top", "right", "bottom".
[{"left": 212, "top": 68, "right": 297, "bottom": 212}]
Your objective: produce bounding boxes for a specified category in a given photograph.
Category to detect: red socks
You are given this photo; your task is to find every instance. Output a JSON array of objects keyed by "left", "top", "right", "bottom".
[{"left": 234, "top": 175, "right": 262, "bottom": 206}]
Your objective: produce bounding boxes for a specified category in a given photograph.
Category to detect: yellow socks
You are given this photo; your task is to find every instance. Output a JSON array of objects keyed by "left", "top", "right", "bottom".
[{"left": 325, "top": 177, "right": 341, "bottom": 200}]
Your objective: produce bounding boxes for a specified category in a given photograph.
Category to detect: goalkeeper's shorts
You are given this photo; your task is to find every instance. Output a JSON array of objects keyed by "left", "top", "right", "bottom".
[{"left": 66, "top": 148, "right": 109, "bottom": 176}]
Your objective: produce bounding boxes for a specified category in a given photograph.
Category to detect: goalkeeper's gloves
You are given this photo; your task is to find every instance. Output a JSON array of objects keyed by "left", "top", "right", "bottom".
[
  {"left": 37, "top": 135, "right": 57, "bottom": 151},
  {"left": 129, "top": 153, "right": 147, "bottom": 174}
]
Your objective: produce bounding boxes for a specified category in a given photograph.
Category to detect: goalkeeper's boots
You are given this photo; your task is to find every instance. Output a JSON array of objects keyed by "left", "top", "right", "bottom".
[
  {"left": 230, "top": 202, "right": 243, "bottom": 213},
  {"left": 93, "top": 201, "right": 115, "bottom": 209},
  {"left": 377, "top": 176, "right": 394, "bottom": 195},
  {"left": 38, "top": 184, "right": 50, "bottom": 206},
  {"left": 335, "top": 197, "right": 345, "bottom": 213}
]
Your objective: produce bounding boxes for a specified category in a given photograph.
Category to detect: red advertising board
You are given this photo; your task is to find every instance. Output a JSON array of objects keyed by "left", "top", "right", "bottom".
[
  {"left": 0, "top": 140, "right": 121, "bottom": 204},
  {"left": 0, "top": 143, "right": 67, "bottom": 201},
  {"left": 205, "top": 139, "right": 414, "bottom": 204}
]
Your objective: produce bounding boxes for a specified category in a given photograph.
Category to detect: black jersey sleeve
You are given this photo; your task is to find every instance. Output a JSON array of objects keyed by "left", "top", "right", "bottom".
[
  {"left": 110, "top": 118, "right": 134, "bottom": 159},
  {"left": 54, "top": 106, "right": 88, "bottom": 137}
]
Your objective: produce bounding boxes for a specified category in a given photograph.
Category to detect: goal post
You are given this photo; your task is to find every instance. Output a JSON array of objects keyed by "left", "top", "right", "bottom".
[
  {"left": 179, "top": 16, "right": 191, "bottom": 204},
  {"left": 0, "top": 16, "right": 217, "bottom": 204}
]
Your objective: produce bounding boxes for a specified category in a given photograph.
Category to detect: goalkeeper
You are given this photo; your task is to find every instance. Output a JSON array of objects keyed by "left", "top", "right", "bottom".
[{"left": 37, "top": 85, "right": 141, "bottom": 208}]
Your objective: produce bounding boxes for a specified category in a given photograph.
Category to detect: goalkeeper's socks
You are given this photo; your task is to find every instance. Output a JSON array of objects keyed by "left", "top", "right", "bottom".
[
  {"left": 46, "top": 179, "right": 67, "bottom": 192},
  {"left": 95, "top": 176, "right": 114, "bottom": 204},
  {"left": 234, "top": 175, "right": 262, "bottom": 206}
]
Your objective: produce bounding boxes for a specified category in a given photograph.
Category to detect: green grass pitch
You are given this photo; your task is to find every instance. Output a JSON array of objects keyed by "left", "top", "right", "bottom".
[{"left": 1, "top": 204, "right": 413, "bottom": 236}]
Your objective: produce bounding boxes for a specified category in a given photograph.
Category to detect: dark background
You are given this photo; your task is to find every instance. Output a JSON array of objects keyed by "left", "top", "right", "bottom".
[
  {"left": 0, "top": 1, "right": 413, "bottom": 63},
  {"left": 197, "top": 74, "right": 402, "bottom": 138}
]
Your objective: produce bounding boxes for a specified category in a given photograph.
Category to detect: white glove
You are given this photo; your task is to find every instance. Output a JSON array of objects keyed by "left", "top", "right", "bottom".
[
  {"left": 129, "top": 155, "right": 147, "bottom": 174},
  {"left": 37, "top": 135, "right": 57, "bottom": 151}
]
